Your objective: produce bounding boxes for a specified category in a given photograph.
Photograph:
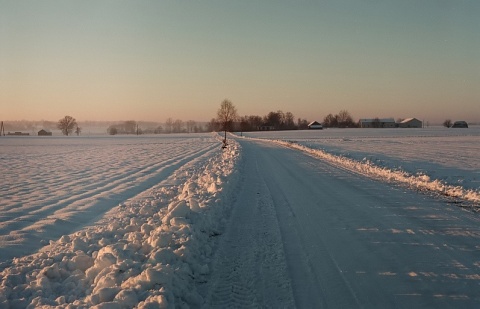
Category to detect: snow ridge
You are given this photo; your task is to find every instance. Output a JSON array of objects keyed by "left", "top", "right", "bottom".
[
  {"left": 272, "top": 140, "right": 480, "bottom": 205},
  {"left": 0, "top": 140, "right": 240, "bottom": 308}
]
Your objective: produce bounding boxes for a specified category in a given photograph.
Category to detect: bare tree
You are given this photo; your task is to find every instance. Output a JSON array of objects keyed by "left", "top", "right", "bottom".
[
  {"left": 165, "top": 118, "right": 173, "bottom": 133},
  {"left": 337, "top": 110, "right": 354, "bottom": 128},
  {"left": 173, "top": 119, "right": 184, "bottom": 133},
  {"left": 284, "top": 112, "right": 295, "bottom": 130},
  {"left": 57, "top": 116, "right": 77, "bottom": 136},
  {"left": 297, "top": 118, "right": 309, "bottom": 130},
  {"left": 265, "top": 111, "right": 282, "bottom": 130},
  {"left": 207, "top": 118, "right": 220, "bottom": 132},
  {"left": 323, "top": 114, "right": 338, "bottom": 128},
  {"left": 186, "top": 120, "right": 196, "bottom": 133},
  {"left": 108, "top": 127, "right": 118, "bottom": 135},
  {"left": 154, "top": 125, "right": 163, "bottom": 134},
  {"left": 217, "top": 99, "right": 238, "bottom": 147},
  {"left": 443, "top": 119, "right": 452, "bottom": 128},
  {"left": 75, "top": 126, "right": 82, "bottom": 136},
  {"left": 125, "top": 121, "right": 137, "bottom": 134}
]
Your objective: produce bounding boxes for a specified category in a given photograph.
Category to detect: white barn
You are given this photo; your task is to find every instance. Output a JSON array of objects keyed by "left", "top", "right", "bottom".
[
  {"left": 359, "top": 118, "right": 396, "bottom": 128},
  {"left": 308, "top": 121, "right": 323, "bottom": 130},
  {"left": 452, "top": 121, "right": 468, "bottom": 128},
  {"left": 398, "top": 118, "right": 422, "bottom": 128}
]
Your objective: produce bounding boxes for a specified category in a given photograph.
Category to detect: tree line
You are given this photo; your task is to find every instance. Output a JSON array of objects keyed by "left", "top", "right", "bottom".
[
  {"left": 210, "top": 104, "right": 359, "bottom": 132},
  {"left": 207, "top": 110, "right": 310, "bottom": 132},
  {"left": 322, "top": 110, "right": 357, "bottom": 128},
  {"left": 107, "top": 119, "right": 208, "bottom": 135},
  {"left": 52, "top": 105, "right": 360, "bottom": 137}
]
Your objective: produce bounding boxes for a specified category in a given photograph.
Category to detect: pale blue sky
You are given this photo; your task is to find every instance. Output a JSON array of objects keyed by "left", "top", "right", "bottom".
[{"left": 1, "top": 0, "right": 479, "bottom": 123}]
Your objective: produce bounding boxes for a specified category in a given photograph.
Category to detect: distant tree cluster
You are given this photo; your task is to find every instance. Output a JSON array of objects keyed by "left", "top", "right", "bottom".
[
  {"left": 107, "top": 121, "right": 139, "bottom": 135},
  {"left": 262, "top": 111, "right": 296, "bottom": 130},
  {"left": 209, "top": 101, "right": 361, "bottom": 133},
  {"left": 297, "top": 118, "right": 309, "bottom": 130},
  {"left": 107, "top": 119, "right": 208, "bottom": 135},
  {"left": 238, "top": 115, "right": 263, "bottom": 132},
  {"left": 322, "top": 110, "right": 358, "bottom": 128},
  {"left": 209, "top": 109, "right": 309, "bottom": 132},
  {"left": 1, "top": 120, "right": 57, "bottom": 133},
  {"left": 163, "top": 118, "right": 203, "bottom": 133}
]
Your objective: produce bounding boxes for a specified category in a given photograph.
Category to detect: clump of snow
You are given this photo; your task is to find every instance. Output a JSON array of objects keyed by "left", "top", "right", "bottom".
[{"left": 0, "top": 138, "right": 240, "bottom": 308}]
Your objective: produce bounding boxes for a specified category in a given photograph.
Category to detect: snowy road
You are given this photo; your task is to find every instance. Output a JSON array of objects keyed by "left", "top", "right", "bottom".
[{"left": 203, "top": 137, "right": 480, "bottom": 308}]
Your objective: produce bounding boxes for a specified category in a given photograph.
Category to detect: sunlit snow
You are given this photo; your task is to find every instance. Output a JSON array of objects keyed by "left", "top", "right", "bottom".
[
  {"left": 1, "top": 134, "right": 240, "bottom": 308},
  {"left": 241, "top": 127, "right": 480, "bottom": 203},
  {"left": 1, "top": 127, "right": 479, "bottom": 308}
]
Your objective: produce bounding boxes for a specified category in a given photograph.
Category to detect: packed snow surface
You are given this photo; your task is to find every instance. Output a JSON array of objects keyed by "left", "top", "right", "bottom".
[{"left": 1, "top": 129, "right": 480, "bottom": 308}]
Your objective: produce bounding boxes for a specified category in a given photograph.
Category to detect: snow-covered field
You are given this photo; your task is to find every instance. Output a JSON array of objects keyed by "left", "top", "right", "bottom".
[
  {"left": 1, "top": 128, "right": 479, "bottom": 308},
  {"left": 1, "top": 134, "right": 240, "bottom": 308},
  {"left": 241, "top": 127, "right": 480, "bottom": 204}
]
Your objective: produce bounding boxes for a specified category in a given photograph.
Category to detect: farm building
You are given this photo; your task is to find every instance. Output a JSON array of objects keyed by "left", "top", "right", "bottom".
[
  {"left": 398, "top": 118, "right": 422, "bottom": 128},
  {"left": 359, "top": 118, "right": 396, "bottom": 128},
  {"left": 7, "top": 132, "right": 29, "bottom": 136},
  {"left": 308, "top": 121, "right": 323, "bottom": 130},
  {"left": 38, "top": 129, "right": 52, "bottom": 136},
  {"left": 452, "top": 121, "right": 468, "bottom": 128},
  {"left": 258, "top": 123, "right": 275, "bottom": 131}
]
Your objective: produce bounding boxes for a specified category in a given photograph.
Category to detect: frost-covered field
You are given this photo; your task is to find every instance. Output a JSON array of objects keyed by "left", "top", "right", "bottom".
[
  {"left": 241, "top": 127, "right": 480, "bottom": 204},
  {"left": 0, "top": 134, "right": 240, "bottom": 308},
  {"left": 1, "top": 128, "right": 479, "bottom": 308}
]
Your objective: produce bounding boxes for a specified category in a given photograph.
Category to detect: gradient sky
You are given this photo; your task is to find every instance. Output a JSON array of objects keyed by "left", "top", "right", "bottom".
[{"left": 1, "top": 1, "right": 479, "bottom": 123}]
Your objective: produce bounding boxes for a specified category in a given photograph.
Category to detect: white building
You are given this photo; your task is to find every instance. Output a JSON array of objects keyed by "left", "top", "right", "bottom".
[
  {"left": 398, "top": 118, "right": 422, "bottom": 128},
  {"left": 308, "top": 121, "right": 323, "bottom": 130},
  {"left": 452, "top": 121, "right": 468, "bottom": 128},
  {"left": 359, "top": 118, "right": 396, "bottom": 128}
]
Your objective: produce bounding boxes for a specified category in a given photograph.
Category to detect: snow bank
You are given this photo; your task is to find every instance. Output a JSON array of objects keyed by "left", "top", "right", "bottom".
[
  {"left": 0, "top": 139, "right": 241, "bottom": 308},
  {"left": 274, "top": 140, "right": 480, "bottom": 205}
]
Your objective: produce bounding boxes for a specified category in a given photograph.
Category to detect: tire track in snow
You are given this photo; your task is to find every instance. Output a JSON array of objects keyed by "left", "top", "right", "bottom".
[
  {"left": 1, "top": 139, "right": 202, "bottom": 212},
  {"left": 1, "top": 144, "right": 207, "bottom": 222},
  {"left": 1, "top": 144, "right": 213, "bottom": 233},
  {"left": 203, "top": 148, "right": 295, "bottom": 308},
  {"left": 254, "top": 141, "right": 363, "bottom": 308},
  {"left": 0, "top": 141, "right": 219, "bottom": 261},
  {"left": 238, "top": 138, "right": 480, "bottom": 308}
]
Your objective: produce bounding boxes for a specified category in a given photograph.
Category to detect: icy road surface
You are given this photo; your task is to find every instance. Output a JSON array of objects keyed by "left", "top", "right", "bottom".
[{"left": 203, "top": 137, "right": 480, "bottom": 308}]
